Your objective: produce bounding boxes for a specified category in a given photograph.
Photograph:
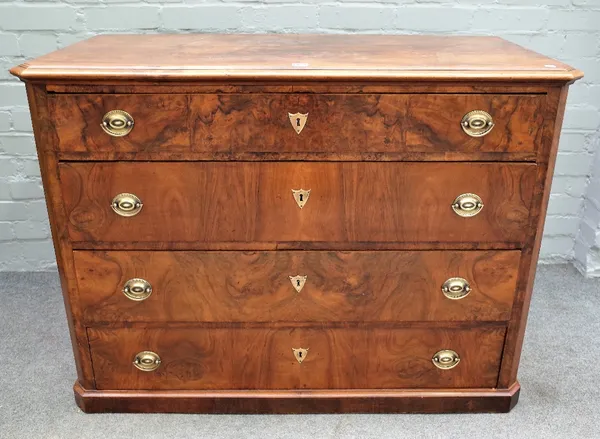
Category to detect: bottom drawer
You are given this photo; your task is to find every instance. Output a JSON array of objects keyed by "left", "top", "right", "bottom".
[{"left": 88, "top": 326, "right": 506, "bottom": 390}]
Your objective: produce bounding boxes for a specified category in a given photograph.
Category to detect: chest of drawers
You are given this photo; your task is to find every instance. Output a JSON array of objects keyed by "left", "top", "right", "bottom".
[{"left": 11, "top": 34, "right": 582, "bottom": 413}]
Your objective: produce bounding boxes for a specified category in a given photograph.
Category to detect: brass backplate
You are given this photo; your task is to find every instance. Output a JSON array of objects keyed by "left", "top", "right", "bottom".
[
  {"left": 432, "top": 349, "right": 460, "bottom": 370},
  {"left": 289, "top": 275, "right": 307, "bottom": 293},
  {"left": 292, "top": 189, "right": 310, "bottom": 209},
  {"left": 461, "top": 110, "right": 494, "bottom": 137},
  {"left": 288, "top": 112, "right": 308, "bottom": 134},
  {"left": 111, "top": 193, "right": 143, "bottom": 217},
  {"left": 451, "top": 193, "right": 483, "bottom": 218},
  {"left": 101, "top": 109, "right": 134, "bottom": 137},
  {"left": 133, "top": 351, "right": 161, "bottom": 372},
  {"left": 123, "top": 278, "right": 153, "bottom": 301},
  {"left": 292, "top": 348, "right": 309, "bottom": 364},
  {"left": 441, "top": 277, "right": 471, "bottom": 300}
]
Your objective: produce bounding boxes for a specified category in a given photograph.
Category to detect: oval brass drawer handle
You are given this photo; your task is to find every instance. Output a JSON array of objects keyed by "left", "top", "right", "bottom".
[
  {"left": 461, "top": 110, "right": 494, "bottom": 137},
  {"left": 133, "top": 351, "right": 161, "bottom": 372},
  {"left": 111, "top": 193, "right": 143, "bottom": 217},
  {"left": 123, "top": 278, "right": 152, "bottom": 301},
  {"left": 432, "top": 349, "right": 460, "bottom": 370},
  {"left": 101, "top": 110, "right": 134, "bottom": 137},
  {"left": 442, "top": 277, "right": 471, "bottom": 300},
  {"left": 452, "top": 193, "right": 483, "bottom": 217}
]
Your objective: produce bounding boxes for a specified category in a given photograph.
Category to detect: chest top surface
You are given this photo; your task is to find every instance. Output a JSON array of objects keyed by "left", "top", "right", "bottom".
[{"left": 10, "top": 34, "right": 581, "bottom": 83}]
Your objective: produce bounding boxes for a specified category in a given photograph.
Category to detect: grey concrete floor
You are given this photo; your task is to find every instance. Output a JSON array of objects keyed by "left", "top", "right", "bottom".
[{"left": 0, "top": 265, "right": 599, "bottom": 439}]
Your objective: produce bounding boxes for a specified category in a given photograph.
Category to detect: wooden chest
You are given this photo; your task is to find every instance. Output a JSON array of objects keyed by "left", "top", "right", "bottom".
[{"left": 10, "top": 35, "right": 582, "bottom": 414}]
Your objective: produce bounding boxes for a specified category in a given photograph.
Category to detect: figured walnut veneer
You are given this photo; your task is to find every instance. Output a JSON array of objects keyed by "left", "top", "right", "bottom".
[
  {"left": 10, "top": 34, "right": 581, "bottom": 414},
  {"left": 59, "top": 162, "right": 535, "bottom": 244},
  {"left": 74, "top": 250, "right": 520, "bottom": 324},
  {"left": 48, "top": 93, "right": 544, "bottom": 158}
]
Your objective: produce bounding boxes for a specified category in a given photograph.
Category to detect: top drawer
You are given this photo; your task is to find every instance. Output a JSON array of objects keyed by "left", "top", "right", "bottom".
[{"left": 48, "top": 93, "right": 544, "bottom": 160}]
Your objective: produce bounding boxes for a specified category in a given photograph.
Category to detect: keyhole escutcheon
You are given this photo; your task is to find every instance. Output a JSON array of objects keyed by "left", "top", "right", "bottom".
[{"left": 288, "top": 112, "right": 308, "bottom": 134}]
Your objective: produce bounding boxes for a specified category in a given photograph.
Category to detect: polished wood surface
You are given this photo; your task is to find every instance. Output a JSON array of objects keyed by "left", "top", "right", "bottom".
[
  {"left": 25, "top": 84, "right": 96, "bottom": 388},
  {"left": 10, "top": 35, "right": 582, "bottom": 82},
  {"left": 498, "top": 86, "right": 570, "bottom": 388},
  {"left": 59, "top": 162, "right": 535, "bottom": 245},
  {"left": 11, "top": 34, "right": 582, "bottom": 413},
  {"left": 49, "top": 93, "right": 544, "bottom": 158},
  {"left": 74, "top": 250, "right": 520, "bottom": 323},
  {"left": 73, "top": 382, "right": 521, "bottom": 414},
  {"left": 88, "top": 326, "right": 506, "bottom": 390}
]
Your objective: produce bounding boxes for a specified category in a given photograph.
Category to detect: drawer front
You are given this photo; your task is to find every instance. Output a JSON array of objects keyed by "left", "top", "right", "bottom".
[
  {"left": 88, "top": 326, "right": 506, "bottom": 390},
  {"left": 74, "top": 250, "right": 519, "bottom": 323},
  {"left": 50, "top": 93, "right": 543, "bottom": 157},
  {"left": 59, "top": 162, "right": 535, "bottom": 244}
]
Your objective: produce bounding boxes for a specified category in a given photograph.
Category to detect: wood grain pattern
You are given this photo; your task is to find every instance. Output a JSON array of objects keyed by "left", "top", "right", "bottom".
[
  {"left": 74, "top": 250, "right": 519, "bottom": 324},
  {"left": 67, "top": 241, "right": 523, "bottom": 251},
  {"left": 9, "top": 34, "right": 583, "bottom": 414},
  {"left": 59, "top": 162, "right": 536, "bottom": 245},
  {"left": 74, "top": 381, "right": 521, "bottom": 414},
  {"left": 45, "top": 83, "right": 553, "bottom": 94},
  {"left": 10, "top": 34, "right": 582, "bottom": 82},
  {"left": 24, "top": 84, "right": 96, "bottom": 388},
  {"left": 498, "top": 86, "right": 570, "bottom": 388},
  {"left": 87, "top": 326, "right": 506, "bottom": 390},
  {"left": 49, "top": 93, "right": 544, "bottom": 158}
]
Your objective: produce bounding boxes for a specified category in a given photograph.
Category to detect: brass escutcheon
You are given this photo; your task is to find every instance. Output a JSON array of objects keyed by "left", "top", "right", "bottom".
[
  {"left": 292, "top": 348, "right": 309, "bottom": 364},
  {"left": 461, "top": 110, "right": 494, "bottom": 137},
  {"left": 292, "top": 189, "right": 310, "bottom": 209},
  {"left": 432, "top": 349, "right": 460, "bottom": 370},
  {"left": 288, "top": 112, "right": 308, "bottom": 134},
  {"left": 442, "top": 277, "right": 471, "bottom": 300},
  {"left": 289, "top": 275, "right": 307, "bottom": 293},
  {"left": 452, "top": 193, "right": 484, "bottom": 218},
  {"left": 101, "top": 110, "right": 134, "bottom": 137},
  {"left": 133, "top": 351, "right": 161, "bottom": 372},
  {"left": 123, "top": 278, "right": 152, "bottom": 301},
  {"left": 111, "top": 193, "right": 143, "bottom": 217}
]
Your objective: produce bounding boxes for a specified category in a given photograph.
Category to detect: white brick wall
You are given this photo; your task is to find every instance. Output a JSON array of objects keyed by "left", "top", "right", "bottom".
[
  {"left": 574, "top": 140, "right": 600, "bottom": 275},
  {"left": 0, "top": 0, "right": 598, "bottom": 272}
]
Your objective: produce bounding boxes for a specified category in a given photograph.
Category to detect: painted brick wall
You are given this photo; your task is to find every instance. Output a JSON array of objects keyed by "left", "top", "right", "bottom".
[
  {"left": 0, "top": 0, "right": 599, "bottom": 271},
  {"left": 575, "top": 142, "right": 600, "bottom": 276}
]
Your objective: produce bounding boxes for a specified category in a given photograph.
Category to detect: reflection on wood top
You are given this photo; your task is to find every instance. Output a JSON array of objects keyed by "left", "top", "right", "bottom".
[{"left": 10, "top": 34, "right": 583, "bottom": 82}]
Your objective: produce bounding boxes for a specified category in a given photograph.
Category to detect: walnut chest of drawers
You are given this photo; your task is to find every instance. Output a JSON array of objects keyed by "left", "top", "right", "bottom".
[{"left": 11, "top": 34, "right": 582, "bottom": 414}]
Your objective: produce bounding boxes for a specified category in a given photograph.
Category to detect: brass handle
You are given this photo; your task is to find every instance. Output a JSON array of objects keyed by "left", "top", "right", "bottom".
[
  {"left": 101, "top": 110, "right": 134, "bottom": 137},
  {"left": 461, "top": 110, "right": 494, "bottom": 137},
  {"left": 432, "top": 349, "right": 460, "bottom": 370},
  {"left": 111, "top": 193, "right": 143, "bottom": 217},
  {"left": 133, "top": 351, "right": 161, "bottom": 372},
  {"left": 442, "top": 277, "right": 471, "bottom": 300},
  {"left": 123, "top": 278, "right": 152, "bottom": 301},
  {"left": 452, "top": 193, "right": 483, "bottom": 217}
]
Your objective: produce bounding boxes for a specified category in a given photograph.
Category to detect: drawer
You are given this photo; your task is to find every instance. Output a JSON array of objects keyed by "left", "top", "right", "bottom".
[
  {"left": 88, "top": 326, "right": 506, "bottom": 390},
  {"left": 74, "top": 250, "right": 520, "bottom": 323},
  {"left": 49, "top": 93, "right": 544, "bottom": 158},
  {"left": 59, "top": 162, "right": 535, "bottom": 244}
]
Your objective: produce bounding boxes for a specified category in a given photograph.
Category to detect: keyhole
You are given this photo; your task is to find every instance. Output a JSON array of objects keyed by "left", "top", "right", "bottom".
[
  {"left": 297, "top": 280, "right": 301, "bottom": 287},
  {"left": 299, "top": 194, "right": 303, "bottom": 202},
  {"left": 296, "top": 118, "right": 301, "bottom": 126},
  {"left": 298, "top": 352, "right": 303, "bottom": 358}
]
